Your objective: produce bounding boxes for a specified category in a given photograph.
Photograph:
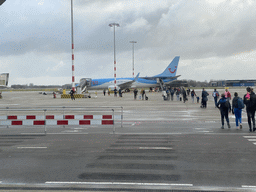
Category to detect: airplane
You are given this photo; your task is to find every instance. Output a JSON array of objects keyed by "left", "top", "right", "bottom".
[{"left": 77, "top": 56, "right": 180, "bottom": 92}]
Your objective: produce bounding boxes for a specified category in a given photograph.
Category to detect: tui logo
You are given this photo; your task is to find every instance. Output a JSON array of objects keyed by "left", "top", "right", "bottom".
[{"left": 168, "top": 66, "right": 177, "bottom": 73}]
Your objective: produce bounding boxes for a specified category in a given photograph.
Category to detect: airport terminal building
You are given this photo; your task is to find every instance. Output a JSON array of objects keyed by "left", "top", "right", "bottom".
[
  {"left": 209, "top": 79, "right": 256, "bottom": 87},
  {"left": 0, "top": 73, "right": 9, "bottom": 87}
]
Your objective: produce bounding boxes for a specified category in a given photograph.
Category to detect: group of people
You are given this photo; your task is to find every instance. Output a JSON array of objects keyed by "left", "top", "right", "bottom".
[
  {"left": 214, "top": 87, "right": 256, "bottom": 132},
  {"left": 163, "top": 86, "right": 256, "bottom": 133},
  {"left": 133, "top": 88, "right": 147, "bottom": 100},
  {"left": 70, "top": 86, "right": 255, "bottom": 132},
  {"left": 162, "top": 87, "right": 199, "bottom": 103},
  {"left": 103, "top": 88, "right": 123, "bottom": 97}
]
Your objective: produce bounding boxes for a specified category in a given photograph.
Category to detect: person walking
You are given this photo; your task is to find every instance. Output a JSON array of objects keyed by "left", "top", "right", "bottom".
[
  {"left": 191, "top": 89, "right": 196, "bottom": 103},
  {"left": 217, "top": 94, "right": 231, "bottom": 129},
  {"left": 212, "top": 89, "right": 219, "bottom": 107},
  {"left": 244, "top": 87, "right": 256, "bottom": 132},
  {"left": 133, "top": 88, "right": 138, "bottom": 100},
  {"left": 114, "top": 88, "right": 117, "bottom": 97},
  {"left": 166, "top": 89, "right": 170, "bottom": 101},
  {"left": 170, "top": 88, "right": 175, "bottom": 101},
  {"left": 201, "top": 88, "right": 209, "bottom": 108},
  {"left": 141, "top": 88, "right": 145, "bottom": 100},
  {"left": 69, "top": 89, "right": 75, "bottom": 100},
  {"left": 225, "top": 89, "right": 232, "bottom": 101},
  {"left": 103, "top": 89, "right": 106, "bottom": 96},
  {"left": 176, "top": 88, "right": 180, "bottom": 101},
  {"left": 182, "top": 88, "right": 187, "bottom": 103},
  {"left": 187, "top": 88, "right": 190, "bottom": 96},
  {"left": 232, "top": 92, "right": 243, "bottom": 130},
  {"left": 119, "top": 89, "right": 122, "bottom": 97}
]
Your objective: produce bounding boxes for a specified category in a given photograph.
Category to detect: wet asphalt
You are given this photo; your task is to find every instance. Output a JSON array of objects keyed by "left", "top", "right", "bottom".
[{"left": 0, "top": 88, "right": 256, "bottom": 191}]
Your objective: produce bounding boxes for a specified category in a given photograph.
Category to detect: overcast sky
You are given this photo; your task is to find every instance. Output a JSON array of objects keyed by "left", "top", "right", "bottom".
[{"left": 1, "top": 0, "right": 256, "bottom": 85}]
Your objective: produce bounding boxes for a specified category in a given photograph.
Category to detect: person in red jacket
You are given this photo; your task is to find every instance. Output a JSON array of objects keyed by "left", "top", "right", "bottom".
[{"left": 225, "top": 89, "right": 231, "bottom": 101}]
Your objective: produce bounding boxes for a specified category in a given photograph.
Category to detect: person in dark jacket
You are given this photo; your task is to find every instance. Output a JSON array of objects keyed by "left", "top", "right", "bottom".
[
  {"left": 70, "top": 89, "right": 75, "bottom": 100},
  {"left": 201, "top": 88, "right": 209, "bottom": 108},
  {"left": 191, "top": 89, "right": 196, "bottom": 103},
  {"left": 114, "top": 88, "right": 117, "bottom": 97},
  {"left": 182, "top": 88, "right": 187, "bottom": 103},
  {"left": 217, "top": 93, "right": 231, "bottom": 129},
  {"left": 232, "top": 92, "right": 242, "bottom": 130},
  {"left": 133, "top": 88, "right": 138, "bottom": 100},
  {"left": 119, "top": 89, "right": 122, "bottom": 97},
  {"left": 170, "top": 88, "right": 175, "bottom": 101},
  {"left": 244, "top": 87, "right": 256, "bottom": 132}
]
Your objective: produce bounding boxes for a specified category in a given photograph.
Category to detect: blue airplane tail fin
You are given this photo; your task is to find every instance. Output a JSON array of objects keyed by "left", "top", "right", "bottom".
[
  {"left": 134, "top": 73, "right": 140, "bottom": 81},
  {"left": 154, "top": 56, "right": 180, "bottom": 78}
]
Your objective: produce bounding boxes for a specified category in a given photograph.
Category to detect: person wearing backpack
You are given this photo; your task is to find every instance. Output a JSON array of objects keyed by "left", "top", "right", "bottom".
[
  {"left": 191, "top": 89, "right": 196, "bottom": 103},
  {"left": 244, "top": 87, "right": 256, "bottom": 132},
  {"left": 232, "top": 92, "right": 243, "bottom": 130},
  {"left": 217, "top": 94, "right": 231, "bottom": 129},
  {"left": 212, "top": 89, "right": 220, "bottom": 107}
]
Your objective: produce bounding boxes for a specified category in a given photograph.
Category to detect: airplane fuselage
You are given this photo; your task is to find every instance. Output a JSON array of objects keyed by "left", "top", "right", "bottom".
[
  {"left": 88, "top": 77, "right": 176, "bottom": 90},
  {"left": 78, "top": 56, "right": 180, "bottom": 91}
]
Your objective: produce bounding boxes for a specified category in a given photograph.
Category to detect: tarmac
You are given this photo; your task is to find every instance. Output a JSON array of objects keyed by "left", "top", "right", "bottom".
[{"left": 0, "top": 88, "right": 256, "bottom": 192}]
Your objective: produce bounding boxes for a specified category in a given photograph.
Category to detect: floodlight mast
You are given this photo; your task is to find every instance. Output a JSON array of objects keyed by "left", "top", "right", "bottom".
[
  {"left": 109, "top": 23, "right": 120, "bottom": 90},
  {"left": 71, "top": 0, "right": 75, "bottom": 91},
  {"left": 129, "top": 41, "right": 137, "bottom": 78}
]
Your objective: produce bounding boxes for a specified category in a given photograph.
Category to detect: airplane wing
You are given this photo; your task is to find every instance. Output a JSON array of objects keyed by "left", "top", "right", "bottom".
[
  {"left": 164, "top": 78, "right": 180, "bottom": 85},
  {"left": 118, "top": 73, "right": 140, "bottom": 89},
  {"left": 141, "top": 75, "right": 181, "bottom": 80}
]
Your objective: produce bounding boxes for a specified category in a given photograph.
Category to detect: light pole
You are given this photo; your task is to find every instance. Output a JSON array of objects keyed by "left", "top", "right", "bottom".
[
  {"left": 129, "top": 41, "right": 137, "bottom": 78},
  {"left": 0, "top": 0, "right": 6, "bottom": 6},
  {"left": 109, "top": 23, "right": 120, "bottom": 90},
  {"left": 71, "top": 0, "right": 75, "bottom": 92}
]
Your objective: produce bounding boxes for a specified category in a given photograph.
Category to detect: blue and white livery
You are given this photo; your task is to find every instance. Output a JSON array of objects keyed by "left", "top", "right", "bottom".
[{"left": 79, "top": 56, "right": 180, "bottom": 91}]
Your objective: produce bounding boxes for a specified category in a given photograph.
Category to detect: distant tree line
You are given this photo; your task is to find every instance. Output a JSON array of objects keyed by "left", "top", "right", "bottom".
[{"left": 169, "top": 80, "right": 210, "bottom": 88}]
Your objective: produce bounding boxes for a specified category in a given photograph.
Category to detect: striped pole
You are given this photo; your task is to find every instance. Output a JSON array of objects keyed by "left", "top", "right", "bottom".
[
  {"left": 129, "top": 41, "right": 137, "bottom": 78},
  {"left": 71, "top": 0, "right": 75, "bottom": 91},
  {"left": 109, "top": 23, "right": 120, "bottom": 89}
]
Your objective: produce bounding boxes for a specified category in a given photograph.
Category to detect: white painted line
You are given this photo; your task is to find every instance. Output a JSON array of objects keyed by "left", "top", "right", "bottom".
[
  {"left": 242, "top": 185, "right": 256, "bottom": 188},
  {"left": 73, "top": 128, "right": 87, "bottom": 130},
  {"left": 195, "top": 128, "right": 208, "bottom": 130},
  {"left": 17, "top": 147, "right": 47, "bottom": 149},
  {"left": 139, "top": 147, "right": 173, "bottom": 150},
  {"left": 243, "top": 136, "right": 256, "bottom": 138},
  {"left": 47, "top": 133, "right": 88, "bottom": 135},
  {"left": 61, "top": 130, "right": 80, "bottom": 133},
  {"left": 0, "top": 104, "right": 19, "bottom": 105},
  {"left": 247, "top": 139, "right": 256, "bottom": 141},
  {"left": 45, "top": 181, "right": 193, "bottom": 186},
  {"left": 253, "top": 143, "right": 256, "bottom": 145}
]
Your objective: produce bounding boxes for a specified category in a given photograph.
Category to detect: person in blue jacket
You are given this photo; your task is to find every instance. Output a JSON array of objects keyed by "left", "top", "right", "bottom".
[
  {"left": 232, "top": 92, "right": 243, "bottom": 130},
  {"left": 216, "top": 93, "right": 231, "bottom": 129}
]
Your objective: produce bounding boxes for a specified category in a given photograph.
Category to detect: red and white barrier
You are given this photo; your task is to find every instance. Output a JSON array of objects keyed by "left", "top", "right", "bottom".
[{"left": 0, "top": 115, "right": 115, "bottom": 126}]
